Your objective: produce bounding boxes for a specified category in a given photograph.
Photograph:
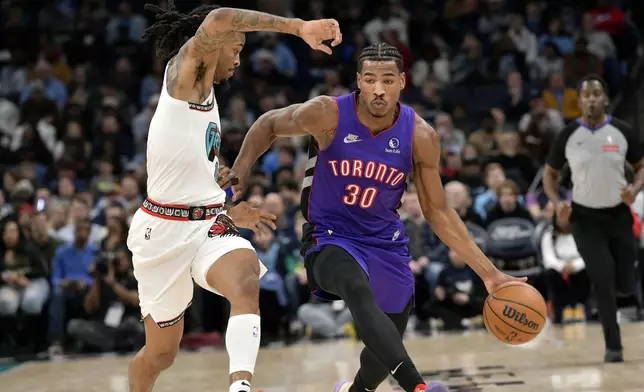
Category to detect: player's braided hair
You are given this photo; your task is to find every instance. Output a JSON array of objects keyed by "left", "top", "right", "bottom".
[
  {"left": 142, "top": 0, "right": 220, "bottom": 64},
  {"left": 357, "top": 43, "right": 404, "bottom": 72}
]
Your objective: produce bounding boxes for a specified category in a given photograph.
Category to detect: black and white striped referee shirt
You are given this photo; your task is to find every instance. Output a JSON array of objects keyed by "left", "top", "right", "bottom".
[{"left": 547, "top": 116, "right": 642, "bottom": 209}]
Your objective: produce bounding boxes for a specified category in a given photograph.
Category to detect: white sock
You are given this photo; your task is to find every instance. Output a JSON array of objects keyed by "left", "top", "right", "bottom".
[
  {"left": 226, "top": 314, "right": 261, "bottom": 375},
  {"left": 229, "top": 380, "right": 252, "bottom": 392}
]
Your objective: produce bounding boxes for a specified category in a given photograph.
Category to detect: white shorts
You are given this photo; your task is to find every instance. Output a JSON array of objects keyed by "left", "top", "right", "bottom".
[{"left": 127, "top": 206, "right": 266, "bottom": 327}]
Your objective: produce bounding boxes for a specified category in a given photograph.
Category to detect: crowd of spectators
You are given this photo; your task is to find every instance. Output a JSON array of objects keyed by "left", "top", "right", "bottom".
[{"left": 0, "top": 0, "right": 642, "bottom": 358}]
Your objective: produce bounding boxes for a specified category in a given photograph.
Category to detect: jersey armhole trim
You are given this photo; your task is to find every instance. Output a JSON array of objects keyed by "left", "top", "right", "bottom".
[{"left": 409, "top": 107, "right": 416, "bottom": 170}]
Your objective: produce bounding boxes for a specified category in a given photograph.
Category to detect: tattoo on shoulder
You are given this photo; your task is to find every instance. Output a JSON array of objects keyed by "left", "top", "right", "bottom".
[{"left": 165, "top": 57, "right": 180, "bottom": 95}]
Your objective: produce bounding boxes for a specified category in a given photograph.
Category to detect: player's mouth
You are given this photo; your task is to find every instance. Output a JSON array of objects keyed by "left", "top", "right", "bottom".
[{"left": 371, "top": 100, "right": 387, "bottom": 108}]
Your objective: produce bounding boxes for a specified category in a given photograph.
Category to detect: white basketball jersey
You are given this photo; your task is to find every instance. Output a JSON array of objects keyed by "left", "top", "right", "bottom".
[{"left": 145, "top": 65, "right": 226, "bottom": 206}]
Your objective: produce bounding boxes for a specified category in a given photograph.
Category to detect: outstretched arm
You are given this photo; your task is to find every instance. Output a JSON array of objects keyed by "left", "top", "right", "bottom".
[
  {"left": 411, "top": 114, "right": 525, "bottom": 291},
  {"left": 222, "top": 96, "right": 338, "bottom": 199},
  {"left": 168, "top": 8, "right": 340, "bottom": 101}
]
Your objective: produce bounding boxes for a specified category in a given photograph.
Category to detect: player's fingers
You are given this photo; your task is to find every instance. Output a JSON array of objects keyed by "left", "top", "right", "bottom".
[
  {"left": 330, "top": 20, "right": 342, "bottom": 46},
  {"left": 261, "top": 217, "right": 277, "bottom": 230},
  {"left": 315, "top": 43, "right": 332, "bottom": 55},
  {"left": 260, "top": 211, "right": 277, "bottom": 221},
  {"left": 218, "top": 178, "right": 231, "bottom": 189},
  {"left": 232, "top": 185, "right": 243, "bottom": 202}
]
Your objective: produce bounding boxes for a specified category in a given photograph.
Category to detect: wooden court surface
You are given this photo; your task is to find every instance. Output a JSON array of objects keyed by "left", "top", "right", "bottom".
[{"left": 2, "top": 323, "right": 644, "bottom": 392}]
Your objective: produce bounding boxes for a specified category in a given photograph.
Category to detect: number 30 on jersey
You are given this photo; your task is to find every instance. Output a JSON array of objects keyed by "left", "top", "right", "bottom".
[{"left": 343, "top": 184, "right": 378, "bottom": 209}]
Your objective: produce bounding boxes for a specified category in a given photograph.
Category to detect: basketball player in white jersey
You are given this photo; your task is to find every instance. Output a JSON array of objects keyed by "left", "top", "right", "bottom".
[{"left": 127, "top": 2, "right": 341, "bottom": 391}]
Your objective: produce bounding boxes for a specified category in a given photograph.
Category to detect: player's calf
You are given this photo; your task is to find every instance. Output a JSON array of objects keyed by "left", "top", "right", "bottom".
[
  {"left": 129, "top": 316, "right": 183, "bottom": 392},
  {"left": 207, "top": 249, "right": 262, "bottom": 392}
]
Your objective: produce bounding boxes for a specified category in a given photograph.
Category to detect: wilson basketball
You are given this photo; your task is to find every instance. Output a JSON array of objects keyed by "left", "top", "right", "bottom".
[{"left": 483, "top": 281, "right": 547, "bottom": 345}]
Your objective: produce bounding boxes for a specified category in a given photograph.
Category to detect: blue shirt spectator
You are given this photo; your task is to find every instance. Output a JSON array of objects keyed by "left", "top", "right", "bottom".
[{"left": 51, "top": 241, "right": 97, "bottom": 288}]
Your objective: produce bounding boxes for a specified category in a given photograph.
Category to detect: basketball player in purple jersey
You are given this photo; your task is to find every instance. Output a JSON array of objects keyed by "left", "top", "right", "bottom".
[{"left": 220, "top": 43, "right": 525, "bottom": 392}]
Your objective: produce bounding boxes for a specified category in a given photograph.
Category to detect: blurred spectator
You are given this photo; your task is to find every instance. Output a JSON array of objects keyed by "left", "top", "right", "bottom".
[
  {"left": 432, "top": 249, "right": 485, "bottom": 330},
  {"left": 488, "top": 131, "right": 537, "bottom": 190},
  {"left": 28, "top": 212, "right": 62, "bottom": 272},
  {"left": 539, "top": 17, "right": 575, "bottom": 56},
  {"left": 252, "top": 33, "right": 298, "bottom": 77},
  {"left": 485, "top": 180, "right": 534, "bottom": 225},
  {"left": 0, "top": 220, "right": 49, "bottom": 317},
  {"left": 495, "top": 35, "right": 528, "bottom": 82},
  {"left": 309, "top": 69, "right": 350, "bottom": 100},
  {"left": 48, "top": 218, "right": 98, "bottom": 355},
  {"left": 519, "top": 96, "right": 564, "bottom": 162},
  {"left": 90, "top": 157, "right": 119, "bottom": 199},
  {"left": 55, "top": 196, "right": 107, "bottom": 245},
  {"left": 402, "top": 189, "right": 432, "bottom": 333},
  {"left": 451, "top": 33, "right": 490, "bottom": 85},
  {"left": 67, "top": 246, "right": 142, "bottom": 352},
  {"left": 403, "top": 189, "right": 447, "bottom": 294},
  {"left": 541, "top": 209, "right": 591, "bottom": 324},
  {"left": 542, "top": 72, "right": 581, "bottom": 121},
  {"left": 409, "top": 39, "right": 450, "bottom": 87},
  {"left": 588, "top": 0, "right": 627, "bottom": 36},
  {"left": 503, "top": 72, "right": 531, "bottom": 123},
  {"left": 363, "top": 5, "right": 408, "bottom": 45},
  {"left": 105, "top": 0, "right": 147, "bottom": 45},
  {"left": 0, "top": 51, "right": 27, "bottom": 99},
  {"left": 253, "top": 229, "right": 287, "bottom": 344},
  {"left": 533, "top": 42, "right": 565, "bottom": 82},
  {"left": 578, "top": 13, "right": 617, "bottom": 60},
  {"left": 508, "top": 13, "right": 538, "bottom": 66},
  {"left": 468, "top": 110, "right": 501, "bottom": 156},
  {"left": 564, "top": 38, "right": 604, "bottom": 85},
  {"left": 444, "top": 181, "right": 485, "bottom": 227},
  {"left": 436, "top": 112, "right": 466, "bottom": 154},
  {"left": 20, "top": 60, "right": 68, "bottom": 110},
  {"left": 524, "top": 1, "right": 543, "bottom": 35},
  {"left": 474, "top": 163, "right": 525, "bottom": 220},
  {"left": 298, "top": 298, "right": 353, "bottom": 340},
  {"left": 478, "top": 0, "right": 511, "bottom": 43}
]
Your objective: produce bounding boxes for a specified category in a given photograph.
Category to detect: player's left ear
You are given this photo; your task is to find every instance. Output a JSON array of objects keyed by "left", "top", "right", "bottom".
[
  {"left": 356, "top": 72, "right": 362, "bottom": 89},
  {"left": 399, "top": 72, "right": 406, "bottom": 90}
]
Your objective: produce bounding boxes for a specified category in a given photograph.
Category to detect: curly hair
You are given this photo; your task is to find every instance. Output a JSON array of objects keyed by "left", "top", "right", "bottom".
[{"left": 142, "top": 0, "right": 220, "bottom": 64}]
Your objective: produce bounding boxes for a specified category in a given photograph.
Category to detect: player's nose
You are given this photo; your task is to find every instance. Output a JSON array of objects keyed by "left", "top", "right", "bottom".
[{"left": 373, "top": 82, "right": 385, "bottom": 96}]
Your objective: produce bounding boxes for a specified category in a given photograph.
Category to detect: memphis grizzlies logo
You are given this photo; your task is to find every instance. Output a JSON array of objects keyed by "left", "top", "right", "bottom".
[{"left": 205, "top": 122, "right": 221, "bottom": 162}]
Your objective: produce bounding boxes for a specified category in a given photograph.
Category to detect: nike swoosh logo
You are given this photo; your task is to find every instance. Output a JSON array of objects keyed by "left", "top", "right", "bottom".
[
  {"left": 344, "top": 137, "right": 361, "bottom": 143},
  {"left": 390, "top": 361, "right": 403, "bottom": 375},
  {"left": 241, "top": 381, "right": 250, "bottom": 387}
]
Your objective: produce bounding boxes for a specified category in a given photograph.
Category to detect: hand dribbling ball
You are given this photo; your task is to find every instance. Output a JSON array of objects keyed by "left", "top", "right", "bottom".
[{"left": 483, "top": 281, "right": 547, "bottom": 345}]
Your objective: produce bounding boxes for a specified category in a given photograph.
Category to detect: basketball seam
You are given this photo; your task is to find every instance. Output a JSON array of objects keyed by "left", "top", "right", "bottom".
[
  {"left": 493, "top": 283, "right": 544, "bottom": 302},
  {"left": 494, "top": 282, "right": 543, "bottom": 298},
  {"left": 489, "top": 295, "right": 546, "bottom": 321},
  {"left": 484, "top": 301, "right": 539, "bottom": 335}
]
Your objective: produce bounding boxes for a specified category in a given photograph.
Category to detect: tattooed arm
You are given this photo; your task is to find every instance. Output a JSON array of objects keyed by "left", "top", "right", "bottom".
[
  {"left": 219, "top": 96, "right": 337, "bottom": 200},
  {"left": 167, "top": 8, "right": 340, "bottom": 102}
]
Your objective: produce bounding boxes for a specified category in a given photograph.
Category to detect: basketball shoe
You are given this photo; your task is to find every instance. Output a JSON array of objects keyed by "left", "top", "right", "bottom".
[{"left": 334, "top": 382, "right": 447, "bottom": 392}]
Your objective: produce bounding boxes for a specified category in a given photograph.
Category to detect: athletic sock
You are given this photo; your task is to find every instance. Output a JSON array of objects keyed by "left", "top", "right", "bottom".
[
  {"left": 229, "top": 379, "right": 252, "bottom": 392},
  {"left": 226, "top": 314, "right": 261, "bottom": 374}
]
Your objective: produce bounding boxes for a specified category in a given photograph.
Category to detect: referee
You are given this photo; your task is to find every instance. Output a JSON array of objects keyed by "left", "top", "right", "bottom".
[{"left": 544, "top": 74, "right": 643, "bottom": 363}]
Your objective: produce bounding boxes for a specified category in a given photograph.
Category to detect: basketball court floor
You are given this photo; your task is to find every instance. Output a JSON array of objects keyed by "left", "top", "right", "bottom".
[{"left": 2, "top": 322, "right": 644, "bottom": 392}]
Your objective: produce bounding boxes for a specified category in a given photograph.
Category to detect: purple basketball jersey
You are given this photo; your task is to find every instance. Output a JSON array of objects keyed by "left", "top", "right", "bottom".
[{"left": 300, "top": 92, "right": 415, "bottom": 313}]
